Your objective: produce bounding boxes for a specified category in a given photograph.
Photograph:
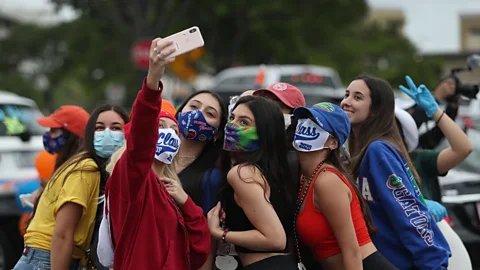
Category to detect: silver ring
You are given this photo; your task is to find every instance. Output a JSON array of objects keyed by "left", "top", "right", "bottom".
[
  {"left": 153, "top": 47, "right": 158, "bottom": 52},
  {"left": 157, "top": 53, "right": 162, "bottom": 60}
]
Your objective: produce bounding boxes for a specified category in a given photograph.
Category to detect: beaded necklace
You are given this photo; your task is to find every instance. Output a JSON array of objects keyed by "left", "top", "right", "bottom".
[{"left": 293, "top": 161, "right": 324, "bottom": 270}]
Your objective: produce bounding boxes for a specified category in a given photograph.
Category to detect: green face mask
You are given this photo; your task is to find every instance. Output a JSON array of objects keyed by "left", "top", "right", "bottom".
[{"left": 223, "top": 122, "right": 259, "bottom": 152}]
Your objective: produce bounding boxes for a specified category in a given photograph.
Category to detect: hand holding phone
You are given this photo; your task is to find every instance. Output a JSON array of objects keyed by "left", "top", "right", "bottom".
[{"left": 158, "top": 26, "right": 205, "bottom": 59}]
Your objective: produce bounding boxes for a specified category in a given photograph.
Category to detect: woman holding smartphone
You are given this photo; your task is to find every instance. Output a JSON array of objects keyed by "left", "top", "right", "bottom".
[{"left": 102, "top": 38, "right": 210, "bottom": 270}]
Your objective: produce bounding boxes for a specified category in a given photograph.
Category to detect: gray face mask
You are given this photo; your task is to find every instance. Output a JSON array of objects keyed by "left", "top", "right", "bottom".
[{"left": 284, "top": 114, "right": 292, "bottom": 130}]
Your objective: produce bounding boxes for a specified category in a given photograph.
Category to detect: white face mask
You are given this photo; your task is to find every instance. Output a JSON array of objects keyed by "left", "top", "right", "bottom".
[
  {"left": 284, "top": 114, "right": 292, "bottom": 130},
  {"left": 292, "top": 118, "right": 330, "bottom": 152},
  {"left": 155, "top": 128, "right": 181, "bottom": 164},
  {"left": 228, "top": 103, "right": 235, "bottom": 118}
]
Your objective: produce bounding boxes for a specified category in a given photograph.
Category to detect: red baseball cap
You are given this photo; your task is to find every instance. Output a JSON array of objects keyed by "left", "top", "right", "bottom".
[
  {"left": 37, "top": 105, "right": 90, "bottom": 138},
  {"left": 254, "top": 82, "right": 306, "bottom": 109}
]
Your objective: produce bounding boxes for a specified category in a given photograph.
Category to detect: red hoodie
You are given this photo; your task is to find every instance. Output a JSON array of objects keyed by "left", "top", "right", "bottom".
[{"left": 104, "top": 79, "right": 211, "bottom": 269}]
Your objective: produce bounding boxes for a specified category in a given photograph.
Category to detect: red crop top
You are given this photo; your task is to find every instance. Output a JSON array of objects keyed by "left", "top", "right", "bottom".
[{"left": 296, "top": 167, "right": 371, "bottom": 260}]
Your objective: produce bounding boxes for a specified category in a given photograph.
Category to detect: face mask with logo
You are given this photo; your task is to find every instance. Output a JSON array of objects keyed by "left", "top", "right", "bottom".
[
  {"left": 94, "top": 128, "right": 125, "bottom": 158},
  {"left": 43, "top": 132, "right": 66, "bottom": 154},
  {"left": 155, "top": 128, "right": 181, "bottom": 164},
  {"left": 223, "top": 122, "right": 259, "bottom": 152},
  {"left": 292, "top": 118, "right": 330, "bottom": 152},
  {"left": 178, "top": 110, "right": 217, "bottom": 142},
  {"left": 284, "top": 114, "right": 292, "bottom": 130}
]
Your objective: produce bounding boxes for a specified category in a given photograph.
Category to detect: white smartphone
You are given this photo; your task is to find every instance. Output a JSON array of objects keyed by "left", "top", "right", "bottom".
[{"left": 161, "top": 26, "right": 205, "bottom": 59}]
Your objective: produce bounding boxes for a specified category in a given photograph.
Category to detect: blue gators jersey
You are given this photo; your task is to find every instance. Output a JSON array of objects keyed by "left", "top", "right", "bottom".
[{"left": 357, "top": 140, "right": 450, "bottom": 270}]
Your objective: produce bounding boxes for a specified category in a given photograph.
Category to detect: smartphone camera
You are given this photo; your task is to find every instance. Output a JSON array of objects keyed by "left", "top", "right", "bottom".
[{"left": 189, "top": 28, "right": 197, "bottom": 33}]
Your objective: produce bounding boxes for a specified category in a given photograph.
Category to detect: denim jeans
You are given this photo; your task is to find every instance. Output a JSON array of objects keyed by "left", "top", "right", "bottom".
[{"left": 13, "top": 247, "right": 80, "bottom": 270}]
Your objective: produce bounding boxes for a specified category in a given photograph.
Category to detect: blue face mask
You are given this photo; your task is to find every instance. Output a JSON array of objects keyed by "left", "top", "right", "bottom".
[
  {"left": 94, "top": 128, "right": 125, "bottom": 158},
  {"left": 43, "top": 132, "right": 66, "bottom": 154},
  {"left": 177, "top": 110, "right": 217, "bottom": 142}
]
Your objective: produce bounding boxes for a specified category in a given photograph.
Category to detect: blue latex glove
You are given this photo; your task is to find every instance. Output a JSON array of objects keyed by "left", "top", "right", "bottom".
[
  {"left": 399, "top": 76, "right": 439, "bottom": 118},
  {"left": 425, "top": 199, "right": 448, "bottom": 222}
]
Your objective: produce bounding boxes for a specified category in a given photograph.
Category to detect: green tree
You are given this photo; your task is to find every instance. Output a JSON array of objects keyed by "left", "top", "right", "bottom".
[
  {"left": 0, "top": 0, "right": 442, "bottom": 111},
  {"left": 309, "top": 19, "right": 443, "bottom": 88}
]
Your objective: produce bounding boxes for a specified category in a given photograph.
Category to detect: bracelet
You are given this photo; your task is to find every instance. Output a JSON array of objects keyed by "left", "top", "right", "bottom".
[
  {"left": 435, "top": 111, "right": 445, "bottom": 125},
  {"left": 222, "top": 228, "right": 229, "bottom": 243}
]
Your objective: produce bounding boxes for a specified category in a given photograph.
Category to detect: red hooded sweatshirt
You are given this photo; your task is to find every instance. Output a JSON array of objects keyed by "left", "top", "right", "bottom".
[{"left": 104, "top": 79, "right": 211, "bottom": 269}]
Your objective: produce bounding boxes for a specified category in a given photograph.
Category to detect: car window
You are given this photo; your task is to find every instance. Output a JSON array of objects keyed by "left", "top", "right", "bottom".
[
  {"left": 216, "top": 76, "right": 257, "bottom": 87},
  {"left": 464, "top": 129, "right": 480, "bottom": 168},
  {"left": 437, "top": 129, "right": 480, "bottom": 173},
  {"left": 0, "top": 104, "right": 45, "bottom": 136}
]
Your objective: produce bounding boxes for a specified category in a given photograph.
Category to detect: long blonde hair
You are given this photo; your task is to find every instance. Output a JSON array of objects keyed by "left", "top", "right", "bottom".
[{"left": 106, "top": 143, "right": 181, "bottom": 184}]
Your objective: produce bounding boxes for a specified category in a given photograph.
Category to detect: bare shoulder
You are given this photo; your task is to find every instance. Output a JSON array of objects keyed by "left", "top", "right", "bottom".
[
  {"left": 314, "top": 169, "right": 350, "bottom": 197},
  {"left": 227, "top": 164, "right": 265, "bottom": 188}
]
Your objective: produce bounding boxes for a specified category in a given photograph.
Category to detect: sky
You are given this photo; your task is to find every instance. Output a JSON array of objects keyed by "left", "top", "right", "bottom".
[{"left": 1, "top": 0, "right": 480, "bottom": 53}]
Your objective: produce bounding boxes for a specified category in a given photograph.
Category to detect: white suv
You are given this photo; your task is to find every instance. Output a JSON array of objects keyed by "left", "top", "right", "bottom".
[
  {"left": 0, "top": 90, "right": 45, "bottom": 270},
  {"left": 0, "top": 90, "right": 45, "bottom": 188},
  {"left": 212, "top": 65, "right": 345, "bottom": 106}
]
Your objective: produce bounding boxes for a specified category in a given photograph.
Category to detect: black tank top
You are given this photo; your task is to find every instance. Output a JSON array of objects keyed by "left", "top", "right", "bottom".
[{"left": 222, "top": 181, "right": 293, "bottom": 253}]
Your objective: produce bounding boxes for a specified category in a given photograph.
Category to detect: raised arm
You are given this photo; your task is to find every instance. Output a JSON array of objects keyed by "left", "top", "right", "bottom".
[
  {"left": 109, "top": 38, "right": 176, "bottom": 199},
  {"left": 430, "top": 108, "right": 473, "bottom": 174}
]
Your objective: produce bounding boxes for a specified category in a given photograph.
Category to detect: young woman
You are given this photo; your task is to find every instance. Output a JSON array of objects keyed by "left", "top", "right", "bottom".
[
  {"left": 98, "top": 107, "right": 200, "bottom": 268},
  {"left": 207, "top": 95, "right": 297, "bottom": 269},
  {"left": 341, "top": 75, "right": 451, "bottom": 270},
  {"left": 175, "top": 90, "right": 229, "bottom": 215},
  {"left": 102, "top": 38, "right": 210, "bottom": 270},
  {"left": 14, "top": 104, "right": 129, "bottom": 270},
  {"left": 293, "top": 102, "right": 396, "bottom": 270},
  {"left": 175, "top": 87, "right": 229, "bottom": 270},
  {"left": 37, "top": 105, "right": 90, "bottom": 170}
]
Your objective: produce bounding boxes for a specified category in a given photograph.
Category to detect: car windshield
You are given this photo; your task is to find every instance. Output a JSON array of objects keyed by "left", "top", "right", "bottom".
[
  {"left": 464, "top": 129, "right": 480, "bottom": 169},
  {"left": 279, "top": 74, "right": 336, "bottom": 88},
  {"left": 0, "top": 104, "right": 45, "bottom": 136}
]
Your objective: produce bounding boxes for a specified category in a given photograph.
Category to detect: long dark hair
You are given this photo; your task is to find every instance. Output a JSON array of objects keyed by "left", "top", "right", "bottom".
[
  {"left": 228, "top": 95, "right": 295, "bottom": 210},
  {"left": 175, "top": 90, "right": 229, "bottom": 208},
  {"left": 54, "top": 129, "right": 82, "bottom": 170},
  {"left": 348, "top": 75, "right": 420, "bottom": 186},
  {"left": 29, "top": 105, "right": 130, "bottom": 224},
  {"left": 324, "top": 144, "right": 377, "bottom": 235}
]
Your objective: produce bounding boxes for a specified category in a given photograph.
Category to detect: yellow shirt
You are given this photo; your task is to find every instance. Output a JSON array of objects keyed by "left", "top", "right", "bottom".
[{"left": 24, "top": 157, "right": 100, "bottom": 261}]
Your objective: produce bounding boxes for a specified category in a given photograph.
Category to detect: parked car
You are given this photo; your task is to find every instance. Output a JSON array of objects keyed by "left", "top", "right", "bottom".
[
  {"left": 212, "top": 65, "right": 345, "bottom": 106},
  {"left": 0, "top": 90, "right": 44, "bottom": 270},
  {"left": 438, "top": 128, "right": 480, "bottom": 268}
]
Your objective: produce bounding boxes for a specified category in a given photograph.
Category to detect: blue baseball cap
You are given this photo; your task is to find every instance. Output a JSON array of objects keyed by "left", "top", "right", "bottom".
[{"left": 293, "top": 102, "right": 351, "bottom": 146}]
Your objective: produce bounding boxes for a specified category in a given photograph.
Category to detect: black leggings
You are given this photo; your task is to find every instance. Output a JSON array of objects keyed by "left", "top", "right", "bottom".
[
  {"left": 363, "top": 251, "right": 398, "bottom": 270},
  {"left": 241, "top": 255, "right": 297, "bottom": 270}
]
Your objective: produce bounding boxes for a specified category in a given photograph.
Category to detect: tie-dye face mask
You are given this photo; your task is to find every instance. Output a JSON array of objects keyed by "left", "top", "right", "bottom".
[{"left": 223, "top": 122, "right": 259, "bottom": 152}]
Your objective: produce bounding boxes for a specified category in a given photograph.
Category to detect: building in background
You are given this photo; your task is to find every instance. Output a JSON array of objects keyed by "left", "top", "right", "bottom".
[
  {"left": 423, "top": 13, "right": 480, "bottom": 83},
  {"left": 461, "top": 14, "right": 480, "bottom": 52}
]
